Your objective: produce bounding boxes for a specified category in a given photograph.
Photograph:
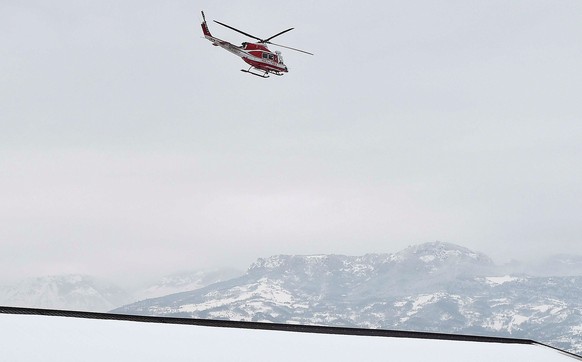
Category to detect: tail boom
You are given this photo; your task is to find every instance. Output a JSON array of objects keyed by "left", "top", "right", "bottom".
[{"left": 201, "top": 11, "right": 212, "bottom": 37}]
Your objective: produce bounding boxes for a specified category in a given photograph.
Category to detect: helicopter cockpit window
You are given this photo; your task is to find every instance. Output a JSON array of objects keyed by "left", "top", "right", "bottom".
[{"left": 262, "top": 53, "right": 275, "bottom": 60}]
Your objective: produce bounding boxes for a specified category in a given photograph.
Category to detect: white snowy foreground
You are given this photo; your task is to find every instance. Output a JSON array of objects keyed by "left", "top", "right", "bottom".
[{"left": 0, "top": 313, "right": 579, "bottom": 362}]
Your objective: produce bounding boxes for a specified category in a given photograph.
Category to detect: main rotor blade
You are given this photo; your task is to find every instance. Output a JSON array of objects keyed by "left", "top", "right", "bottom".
[
  {"left": 213, "top": 20, "right": 263, "bottom": 42},
  {"left": 263, "top": 28, "right": 294, "bottom": 43},
  {"left": 212, "top": 19, "right": 313, "bottom": 55},
  {"left": 268, "top": 42, "right": 314, "bottom": 55}
]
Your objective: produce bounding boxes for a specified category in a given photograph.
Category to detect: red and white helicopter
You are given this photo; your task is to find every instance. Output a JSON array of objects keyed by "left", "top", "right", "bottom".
[{"left": 200, "top": 11, "right": 313, "bottom": 78}]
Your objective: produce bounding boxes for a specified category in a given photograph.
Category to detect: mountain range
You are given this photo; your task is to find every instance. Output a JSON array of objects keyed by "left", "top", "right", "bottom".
[
  {"left": 0, "top": 268, "right": 241, "bottom": 312},
  {"left": 113, "top": 242, "right": 582, "bottom": 355},
  {"left": 2, "top": 241, "right": 581, "bottom": 355}
]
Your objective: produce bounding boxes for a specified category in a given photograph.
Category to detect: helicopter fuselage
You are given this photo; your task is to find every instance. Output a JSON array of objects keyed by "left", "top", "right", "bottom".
[{"left": 240, "top": 43, "right": 287, "bottom": 73}]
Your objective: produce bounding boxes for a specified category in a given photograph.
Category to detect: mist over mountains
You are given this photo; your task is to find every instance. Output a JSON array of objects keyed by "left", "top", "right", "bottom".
[
  {"left": 133, "top": 268, "right": 242, "bottom": 301},
  {"left": 2, "top": 242, "right": 582, "bottom": 355},
  {"left": 0, "top": 275, "right": 132, "bottom": 312},
  {"left": 0, "top": 268, "right": 242, "bottom": 312},
  {"left": 114, "top": 242, "right": 582, "bottom": 355}
]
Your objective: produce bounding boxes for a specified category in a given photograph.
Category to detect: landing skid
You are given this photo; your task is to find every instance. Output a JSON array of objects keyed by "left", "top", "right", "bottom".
[
  {"left": 241, "top": 67, "right": 269, "bottom": 78},
  {"left": 240, "top": 66, "right": 285, "bottom": 78}
]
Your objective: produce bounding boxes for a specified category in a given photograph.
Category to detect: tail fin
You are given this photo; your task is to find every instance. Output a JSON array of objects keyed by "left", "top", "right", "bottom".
[{"left": 201, "top": 11, "right": 212, "bottom": 37}]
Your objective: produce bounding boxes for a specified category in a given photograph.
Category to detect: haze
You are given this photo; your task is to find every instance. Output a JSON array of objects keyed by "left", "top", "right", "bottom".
[{"left": 1, "top": 0, "right": 581, "bottom": 284}]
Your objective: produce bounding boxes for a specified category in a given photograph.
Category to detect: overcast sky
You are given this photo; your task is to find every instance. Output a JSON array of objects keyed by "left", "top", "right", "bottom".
[{"left": 1, "top": 0, "right": 581, "bottom": 284}]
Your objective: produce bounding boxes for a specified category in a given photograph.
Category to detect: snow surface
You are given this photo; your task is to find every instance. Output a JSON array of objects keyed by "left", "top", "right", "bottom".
[
  {"left": 1, "top": 314, "right": 578, "bottom": 362},
  {"left": 485, "top": 275, "right": 523, "bottom": 286}
]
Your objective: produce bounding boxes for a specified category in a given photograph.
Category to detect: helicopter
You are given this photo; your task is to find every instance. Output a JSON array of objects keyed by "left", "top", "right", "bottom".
[{"left": 200, "top": 11, "right": 313, "bottom": 78}]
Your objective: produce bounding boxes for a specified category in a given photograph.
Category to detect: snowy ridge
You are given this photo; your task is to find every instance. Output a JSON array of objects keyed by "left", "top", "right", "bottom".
[{"left": 115, "top": 242, "right": 582, "bottom": 356}]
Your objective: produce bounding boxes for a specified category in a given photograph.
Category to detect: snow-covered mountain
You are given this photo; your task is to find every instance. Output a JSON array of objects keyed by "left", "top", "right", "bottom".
[
  {"left": 0, "top": 275, "right": 132, "bottom": 312},
  {"left": 0, "top": 268, "right": 243, "bottom": 312},
  {"left": 113, "top": 242, "right": 582, "bottom": 356}
]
